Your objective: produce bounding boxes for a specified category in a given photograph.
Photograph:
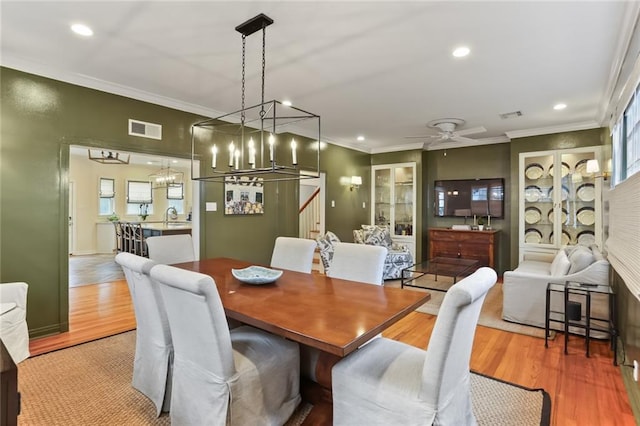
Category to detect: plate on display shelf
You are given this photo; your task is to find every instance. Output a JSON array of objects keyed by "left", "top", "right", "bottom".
[
  {"left": 577, "top": 230, "right": 596, "bottom": 246},
  {"left": 524, "top": 228, "right": 543, "bottom": 244},
  {"left": 524, "top": 185, "right": 543, "bottom": 202},
  {"left": 574, "top": 159, "right": 591, "bottom": 179},
  {"left": 524, "top": 163, "right": 545, "bottom": 180},
  {"left": 548, "top": 161, "right": 571, "bottom": 177},
  {"left": 550, "top": 230, "right": 572, "bottom": 246},
  {"left": 231, "top": 266, "right": 283, "bottom": 285},
  {"left": 576, "top": 183, "right": 596, "bottom": 202},
  {"left": 548, "top": 185, "right": 569, "bottom": 201},
  {"left": 577, "top": 207, "right": 596, "bottom": 226},
  {"left": 524, "top": 207, "right": 542, "bottom": 224},
  {"left": 547, "top": 208, "right": 568, "bottom": 224}
]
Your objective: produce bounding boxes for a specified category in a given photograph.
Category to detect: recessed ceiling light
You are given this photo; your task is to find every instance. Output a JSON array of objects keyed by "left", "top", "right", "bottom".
[
  {"left": 553, "top": 103, "right": 567, "bottom": 110},
  {"left": 452, "top": 46, "right": 470, "bottom": 58},
  {"left": 147, "top": 161, "right": 153, "bottom": 165},
  {"left": 282, "top": 100, "right": 292, "bottom": 107},
  {"left": 357, "top": 135, "right": 365, "bottom": 142},
  {"left": 71, "top": 23, "right": 93, "bottom": 37}
]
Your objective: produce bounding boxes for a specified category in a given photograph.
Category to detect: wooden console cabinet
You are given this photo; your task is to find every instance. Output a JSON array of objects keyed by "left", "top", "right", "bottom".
[{"left": 429, "top": 228, "right": 499, "bottom": 268}]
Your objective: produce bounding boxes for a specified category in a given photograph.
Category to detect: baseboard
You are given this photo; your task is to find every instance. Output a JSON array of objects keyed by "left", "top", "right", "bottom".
[{"left": 619, "top": 338, "right": 640, "bottom": 424}]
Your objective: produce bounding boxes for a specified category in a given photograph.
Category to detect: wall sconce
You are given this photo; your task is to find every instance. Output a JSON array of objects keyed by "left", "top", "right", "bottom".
[
  {"left": 586, "top": 159, "right": 610, "bottom": 181},
  {"left": 350, "top": 176, "right": 362, "bottom": 191}
]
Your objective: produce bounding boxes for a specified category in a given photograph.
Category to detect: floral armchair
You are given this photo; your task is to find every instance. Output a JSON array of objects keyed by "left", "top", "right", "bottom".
[{"left": 353, "top": 225, "right": 413, "bottom": 280}]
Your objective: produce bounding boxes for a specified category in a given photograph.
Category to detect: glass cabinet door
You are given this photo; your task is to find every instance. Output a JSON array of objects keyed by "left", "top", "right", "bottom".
[
  {"left": 520, "top": 147, "right": 601, "bottom": 258},
  {"left": 522, "top": 152, "right": 555, "bottom": 248},
  {"left": 374, "top": 168, "right": 391, "bottom": 227},
  {"left": 393, "top": 166, "right": 414, "bottom": 236},
  {"left": 560, "top": 151, "right": 597, "bottom": 247}
]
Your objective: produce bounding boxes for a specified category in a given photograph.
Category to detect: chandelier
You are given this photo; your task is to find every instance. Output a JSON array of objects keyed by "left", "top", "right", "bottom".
[
  {"left": 191, "top": 14, "right": 320, "bottom": 183},
  {"left": 88, "top": 149, "right": 129, "bottom": 165},
  {"left": 149, "top": 165, "right": 184, "bottom": 189}
]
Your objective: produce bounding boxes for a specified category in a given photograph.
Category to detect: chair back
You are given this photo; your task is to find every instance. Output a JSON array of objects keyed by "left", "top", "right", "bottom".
[
  {"left": 115, "top": 252, "right": 172, "bottom": 414},
  {"left": 328, "top": 242, "right": 387, "bottom": 285},
  {"left": 150, "top": 264, "right": 235, "bottom": 380},
  {"left": 146, "top": 234, "right": 196, "bottom": 265},
  {"left": 270, "top": 236, "right": 317, "bottom": 273},
  {"left": 0, "top": 282, "right": 29, "bottom": 363},
  {"left": 420, "top": 267, "right": 497, "bottom": 409}
]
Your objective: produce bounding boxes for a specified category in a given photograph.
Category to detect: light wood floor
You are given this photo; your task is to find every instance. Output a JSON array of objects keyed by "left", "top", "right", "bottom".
[{"left": 29, "top": 279, "right": 635, "bottom": 425}]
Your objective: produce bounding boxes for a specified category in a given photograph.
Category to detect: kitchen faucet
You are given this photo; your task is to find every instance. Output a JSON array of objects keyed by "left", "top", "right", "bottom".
[{"left": 165, "top": 206, "right": 178, "bottom": 223}]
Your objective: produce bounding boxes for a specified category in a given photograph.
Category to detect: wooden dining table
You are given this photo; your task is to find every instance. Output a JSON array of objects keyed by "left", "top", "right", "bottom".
[
  {"left": 174, "top": 257, "right": 431, "bottom": 422},
  {"left": 174, "top": 257, "right": 430, "bottom": 356}
]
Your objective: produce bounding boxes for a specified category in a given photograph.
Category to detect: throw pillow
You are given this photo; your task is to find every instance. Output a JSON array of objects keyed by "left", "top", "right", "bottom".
[
  {"left": 364, "top": 226, "right": 393, "bottom": 248},
  {"left": 568, "top": 246, "right": 595, "bottom": 274},
  {"left": 550, "top": 250, "right": 571, "bottom": 276},
  {"left": 353, "top": 229, "right": 365, "bottom": 244},
  {"left": 316, "top": 231, "right": 340, "bottom": 271}
]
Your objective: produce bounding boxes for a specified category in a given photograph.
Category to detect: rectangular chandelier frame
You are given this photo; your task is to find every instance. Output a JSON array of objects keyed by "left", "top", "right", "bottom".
[{"left": 191, "top": 99, "right": 321, "bottom": 183}]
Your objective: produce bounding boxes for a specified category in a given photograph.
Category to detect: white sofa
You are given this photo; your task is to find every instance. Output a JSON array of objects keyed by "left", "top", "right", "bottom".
[
  {"left": 0, "top": 282, "right": 30, "bottom": 363},
  {"left": 503, "top": 245, "right": 610, "bottom": 334}
]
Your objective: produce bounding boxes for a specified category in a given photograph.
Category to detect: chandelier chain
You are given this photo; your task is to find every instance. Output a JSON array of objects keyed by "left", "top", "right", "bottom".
[
  {"left": 241, "top": 34, "right": 246, "bottom": 126},
  {"left": 260, "top": 26, "right": 266, "bottom": 119}
]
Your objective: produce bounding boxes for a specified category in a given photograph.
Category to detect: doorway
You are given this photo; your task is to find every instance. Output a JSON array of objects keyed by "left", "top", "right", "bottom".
[{"left": 68, "top": 145, "right": 199, "bottom": 287}]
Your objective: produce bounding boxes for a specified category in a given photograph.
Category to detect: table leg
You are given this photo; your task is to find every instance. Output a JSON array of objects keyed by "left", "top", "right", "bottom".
[
  {"left": 564, "top": 286, "right": 569, "bottom": 355},
  {"left": 586, "top": 292, "right": 591, "bottom": 358},
  {"left": 545, "top": 285, "right": 550, "bottom": 348}
]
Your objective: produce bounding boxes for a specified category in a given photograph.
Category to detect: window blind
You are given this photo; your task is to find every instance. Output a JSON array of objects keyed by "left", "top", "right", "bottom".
[
  {"left": 127, "top": 181, "right": 152, "bottom": 203},
  {"left": 606, "top": 171, "right": 640, "bottom": 301},
  {"left": 99, "top": 178, "right": 115, "bottom": 198}
]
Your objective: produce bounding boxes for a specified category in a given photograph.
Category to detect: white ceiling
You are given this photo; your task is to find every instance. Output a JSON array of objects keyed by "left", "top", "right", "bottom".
[{"left": 1, "top": 1, "right": 637, "bottom": 153}]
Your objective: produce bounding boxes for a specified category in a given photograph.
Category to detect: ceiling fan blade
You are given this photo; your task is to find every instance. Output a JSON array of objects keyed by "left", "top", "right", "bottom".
[
  {"left": 404, "top": 134, "right": 440, "bottom": 139},
  {"left": 451, "top": 135, "right": 479, "bottom": 144},
  {"left": 454, "top": 126, "right": 486, "bottom": 137}
]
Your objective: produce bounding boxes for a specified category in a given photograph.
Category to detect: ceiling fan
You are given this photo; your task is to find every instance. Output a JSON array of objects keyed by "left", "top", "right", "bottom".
[{"left": 405, "top": 118, "right": 486, "bottom": 145}]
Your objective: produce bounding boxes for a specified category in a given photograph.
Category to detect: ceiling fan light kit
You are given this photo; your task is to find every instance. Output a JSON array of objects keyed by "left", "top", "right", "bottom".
[{"left": 406, "top": 117, "right": 487, "bottom": 146}]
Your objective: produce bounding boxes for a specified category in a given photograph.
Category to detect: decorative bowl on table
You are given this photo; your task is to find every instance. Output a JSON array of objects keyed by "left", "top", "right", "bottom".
[{"left": 231, "top": 266, "right": 283, "bottom": 285}]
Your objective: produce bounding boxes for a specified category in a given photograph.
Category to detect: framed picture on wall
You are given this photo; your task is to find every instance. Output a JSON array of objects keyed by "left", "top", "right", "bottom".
[{"left": 224, "top": 176, "right": 264, "bottom": 215}]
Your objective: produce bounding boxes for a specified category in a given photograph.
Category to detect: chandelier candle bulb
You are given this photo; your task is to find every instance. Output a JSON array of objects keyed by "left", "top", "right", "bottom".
[
  {"left": 235, "top": 149, "right": 240, "bottom": 170},
  {"left": 212, "top": 145, "right": 218, "bottom": 169},
  {"left": 228, "top": 142, "right": 235, "bottom": 167},
  {"left": 291, "top": 139, "right": 297, "bottom": 165},
  {"left": 269, "top": 134, "right": 275, "bottom": 162},
  {"left": 248, "top": 138, "right": 255, "bottom": 166}
]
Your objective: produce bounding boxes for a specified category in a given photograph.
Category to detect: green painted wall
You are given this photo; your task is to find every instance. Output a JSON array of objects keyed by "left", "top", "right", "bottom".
[
  {"left": 422, "top": 143, "right": 511, "bottom": 274},
  {"left": 0, "top": 67, "right": 366, "bottom": 337}
]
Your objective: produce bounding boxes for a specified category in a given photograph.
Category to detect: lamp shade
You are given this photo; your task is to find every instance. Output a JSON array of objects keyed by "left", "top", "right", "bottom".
[
  {"left": 586, "top": 159, "right": 600, "bottom": 174},
  {"left": 351, "top": 176, "right": 362, "bottom": 186}
]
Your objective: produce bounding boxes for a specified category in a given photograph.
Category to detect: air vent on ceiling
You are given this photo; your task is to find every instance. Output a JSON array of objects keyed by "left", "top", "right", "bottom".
[
  {"left": 128, "top": 119, "right": 162, "bottom": 140},
  {"left": 499, "top": 111, "right": 523, "bottom": 120}
]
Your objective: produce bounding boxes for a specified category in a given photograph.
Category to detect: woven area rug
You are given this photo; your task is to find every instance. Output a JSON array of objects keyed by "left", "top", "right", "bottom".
[
  {"left": 17, "top": 331, "right": 311, "bottom": 425},
  {"left": 389, "top": 276, "right": 554, "bottom": 339}
]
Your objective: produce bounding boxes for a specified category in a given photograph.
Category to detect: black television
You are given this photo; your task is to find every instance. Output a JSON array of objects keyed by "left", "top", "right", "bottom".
[{"left": 434, "top": 178, "right": 505, "bottom": 218}]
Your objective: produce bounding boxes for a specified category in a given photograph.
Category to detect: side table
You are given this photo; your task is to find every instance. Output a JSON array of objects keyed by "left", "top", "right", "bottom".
[{"left": 545, "top": 281, "right": 617, "bottom": 365}]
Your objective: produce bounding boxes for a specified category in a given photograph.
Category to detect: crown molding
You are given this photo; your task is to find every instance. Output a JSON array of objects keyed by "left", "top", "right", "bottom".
[
  {"left": 505, "top": 121, "right": 600, "bottom": 139},
  {"left": 599, "top": 1, "right": 640, "bottom": 125},
  {"left": 2, "top": 55, "right": 228, "bottom": 119},
  {"left": 370, "top": 142, "right": 425, "bottom": 154}
]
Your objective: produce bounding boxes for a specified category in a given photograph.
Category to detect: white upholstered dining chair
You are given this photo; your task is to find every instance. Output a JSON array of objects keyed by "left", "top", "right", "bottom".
[
  {"left": 332, "top": 267, "right": 498, "bottom": 426},
  {"left": 115, "top": 252, "right": 173, "bottom": 415},
  {"left": 328, "top": 242, "right": 387, "bottom": 285},
  {"left": 270, "top": 236, "right": 317, "bottom": 273},
  {"left": 150, "top": 263, "right": 301, "bottom": 426},
  {"left": 0, "top": 282, "right": 30, "bottom": 363},
  {"left": 302, "top": 242, "right": 387, "bottom": 382},
  {"left": 146, "top": 234, "right": 195, "bottom": 265}
]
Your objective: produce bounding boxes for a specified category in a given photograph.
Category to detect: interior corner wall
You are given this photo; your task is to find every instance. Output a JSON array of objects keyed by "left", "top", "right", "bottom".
[
  {"left": 322, "top": 144, "right": 371, "bottom": 242},
  {"left": 422, "top": 144, "right": 511, "bottom": 274}
]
